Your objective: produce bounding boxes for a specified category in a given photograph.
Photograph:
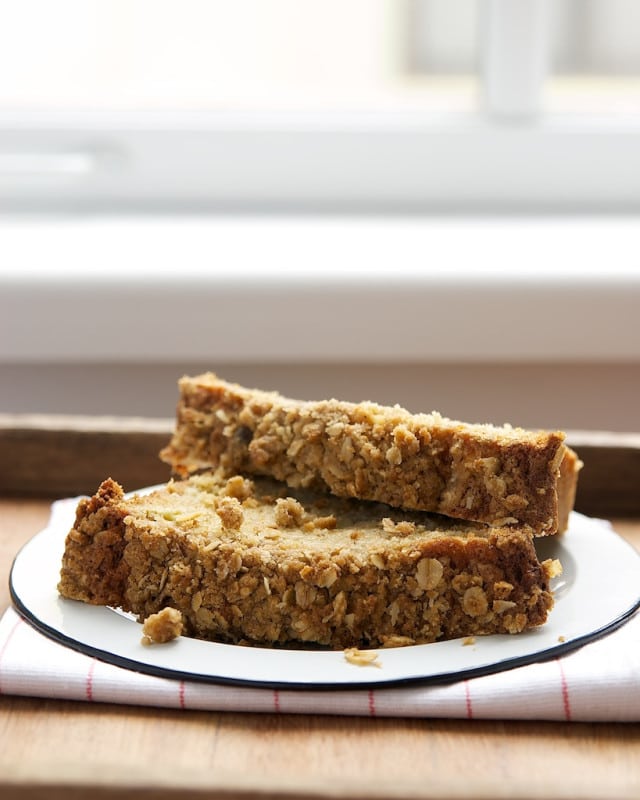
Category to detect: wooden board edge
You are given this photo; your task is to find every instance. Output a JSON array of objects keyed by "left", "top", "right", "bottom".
[{"left": 0, "top": 416, "right": 638, "bottom": 515}]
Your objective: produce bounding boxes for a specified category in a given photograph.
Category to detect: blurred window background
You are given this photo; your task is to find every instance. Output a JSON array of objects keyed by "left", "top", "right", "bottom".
[
  {"left": 1, "top": 0, "right": 639, "bottom": 113},
  {"left": 1, "top": 0, "right": 639, "bottom": 431},
  {"left": 1, "top": 0, "right": 640, "bottom": 211}
]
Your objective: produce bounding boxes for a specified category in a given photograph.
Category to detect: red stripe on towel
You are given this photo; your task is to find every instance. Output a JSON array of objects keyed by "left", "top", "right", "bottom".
[
  {"left": 85, "top": 659, "right": 96, "bottom": 702},
  {"left": 557, "top": 659, "right": 572, "bottom": 721},
  {"left": 464, "top": 681, "right": 474, "bottom": 719},
  {"left": 178, "top": 680, "right": 186, "bottom": 710},
  {"left": 368, "top": 689, "right": 376, "bottom": 717},
  {"left": 273, "top": 689, "right": 281, "bottom": 713}
]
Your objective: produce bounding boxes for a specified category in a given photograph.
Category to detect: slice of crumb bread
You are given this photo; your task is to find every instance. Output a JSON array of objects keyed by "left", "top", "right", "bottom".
[
  {"left": 160, "top": 373, "right": 580, "bottom": 534},
  {"left": 58, "top": 473, "right": 559, "bottom": 649}
]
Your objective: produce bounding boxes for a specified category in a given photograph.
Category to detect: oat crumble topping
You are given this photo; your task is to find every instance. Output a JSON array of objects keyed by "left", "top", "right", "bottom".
[
  {"left": 216, "top": 496, "right": 244, "bottom": 529},
  {"left": 274, "top": 497, "right": 305, "bottom": 528}
]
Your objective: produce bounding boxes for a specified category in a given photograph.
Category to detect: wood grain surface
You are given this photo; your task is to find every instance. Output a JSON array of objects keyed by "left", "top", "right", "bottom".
[{"left": 1, "top": 420, "right": 640, "bottom": 800}]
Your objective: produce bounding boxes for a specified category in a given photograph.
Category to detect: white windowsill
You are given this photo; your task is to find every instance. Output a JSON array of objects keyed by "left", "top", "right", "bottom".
[{"left": 2, "top": 214, "right": 639, "bottom": 364}]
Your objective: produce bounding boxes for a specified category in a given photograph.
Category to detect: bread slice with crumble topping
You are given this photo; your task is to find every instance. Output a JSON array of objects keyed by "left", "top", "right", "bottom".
[
  {"left": 58, "top": 472, "right": 559, "bottom": 649},
  {"left": 160, "top": 373, "right": 580, "bottom": 534}
]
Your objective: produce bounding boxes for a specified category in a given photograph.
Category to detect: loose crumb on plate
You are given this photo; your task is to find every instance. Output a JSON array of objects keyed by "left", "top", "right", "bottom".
[
  {"left": 344, "top": 647, "right": 381, "bottom": 668},
  {"left": 462, "top": 636, "right": 476, "bottom": 647},
  {"left": 141, "top": 607, "right": 184, "bottom": 646},
  {"left": 546, "top": 558, "right": 563, "bottom": 578}
]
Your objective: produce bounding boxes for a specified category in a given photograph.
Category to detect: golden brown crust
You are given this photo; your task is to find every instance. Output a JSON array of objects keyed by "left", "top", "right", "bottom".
[
  {"left": 58, "top": 473, "right": 556, "bottom": 649},
  {"left": 160, "top": 373, "right": 577, "bottom": 534},
  {"left": 59, "top": 478, "right": 131, "bottom": 608},
  {"left": 556, "top": 447, "right": 583, "bottom": 534}
]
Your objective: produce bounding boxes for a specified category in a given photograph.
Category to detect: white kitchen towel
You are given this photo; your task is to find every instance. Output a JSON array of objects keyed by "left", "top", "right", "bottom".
[
  {"left": 3, "top": 495, "right": 640, "bottom": 722},
  {"left": 2, "top": 602, "right": 640, "bottom": 721}
]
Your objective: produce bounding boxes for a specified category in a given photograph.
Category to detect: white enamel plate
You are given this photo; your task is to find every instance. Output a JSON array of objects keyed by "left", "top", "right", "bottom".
[{"left": 10, "top": 498, "right": 640, "bottom": 689}]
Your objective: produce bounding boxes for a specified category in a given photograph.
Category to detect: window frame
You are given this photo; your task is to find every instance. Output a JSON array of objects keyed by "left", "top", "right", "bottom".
[{"left": 2, "top": 109, "right": 640, "bottom": 213}]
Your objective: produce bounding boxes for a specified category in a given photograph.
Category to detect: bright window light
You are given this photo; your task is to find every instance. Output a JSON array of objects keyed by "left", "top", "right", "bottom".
[
  {"left": 0, "top": 0, "right": 475, "bottom": 113},
  {"left": 0, "top": 0, "right": 639, "bottom": 211}
]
